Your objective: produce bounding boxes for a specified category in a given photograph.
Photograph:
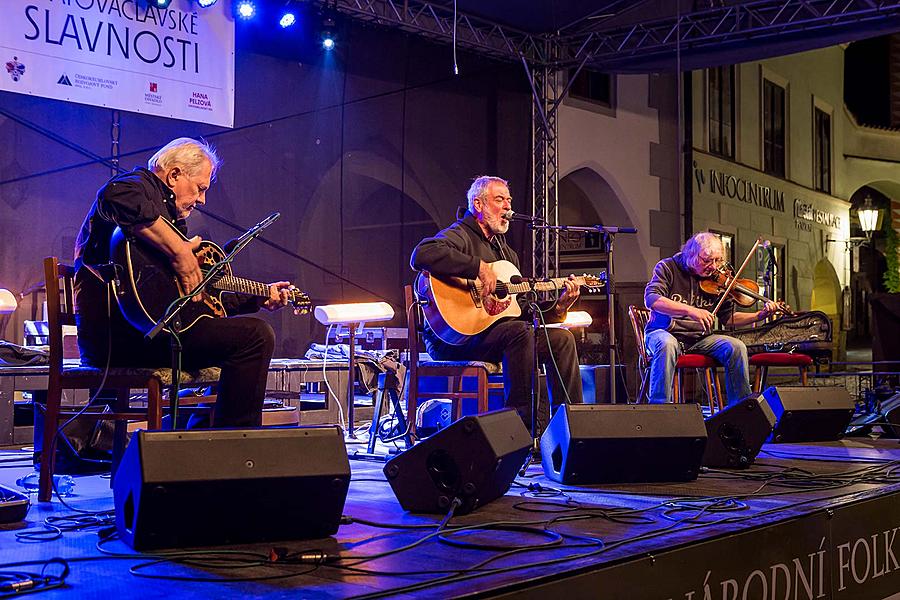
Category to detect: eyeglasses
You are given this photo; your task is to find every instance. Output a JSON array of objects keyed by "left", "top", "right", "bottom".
[{"left": 697, "top": 255, "right": 724, "bottom": 267}]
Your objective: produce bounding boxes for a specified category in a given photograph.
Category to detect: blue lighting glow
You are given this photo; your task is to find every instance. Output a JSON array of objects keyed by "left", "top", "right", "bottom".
[
  {"left": 196, "top": 0, "right": 218, "bottom": 7},
  {"left": 279, "top": 12, "right": 297, "bottom": 28},
  {"left": 154, "top": 0, "right": 173, "bottom": 7},
  {"left": 322, "top": 36, "right": 335, "bottom": 50},
  {"left": 235, "top": 1, "right": 256, "bottom": 19}
]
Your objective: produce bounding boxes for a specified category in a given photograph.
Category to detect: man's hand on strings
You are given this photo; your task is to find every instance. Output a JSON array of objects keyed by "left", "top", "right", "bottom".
[
  {"left": 263, "top": 281, "right": 295, "bottom": 312},
  {"left": 558, "top": 275, "right": 580, "bottom": 311},
  {"left": 172, "top": 236, "right": 204, "bottom": 302},
  {"left": 477, "top": 260, "right": 497, "bottom": 298}
]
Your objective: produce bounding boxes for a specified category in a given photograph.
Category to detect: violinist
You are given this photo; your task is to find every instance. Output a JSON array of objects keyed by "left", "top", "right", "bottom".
[{"left": 643, "top": 232, "right": 785, "bottom": 406}]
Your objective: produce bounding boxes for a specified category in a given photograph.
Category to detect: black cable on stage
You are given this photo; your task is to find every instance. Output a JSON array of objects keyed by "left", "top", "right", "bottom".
[{"left": 0, "top": 558, "right": 69, "bottom": 597}]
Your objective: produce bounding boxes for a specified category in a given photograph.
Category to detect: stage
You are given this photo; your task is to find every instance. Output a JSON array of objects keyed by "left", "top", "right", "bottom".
[{"left": 2, "top": 437, "right": 900, "bottom": 599}]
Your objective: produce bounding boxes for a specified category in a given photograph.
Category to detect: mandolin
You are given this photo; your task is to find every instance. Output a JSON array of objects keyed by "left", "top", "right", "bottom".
[
  {"left": 416, "top": 259, "right": 604, "bottom": 345},
  {"left": 109, "top": 222, "right": 311, "bottom": 335}
]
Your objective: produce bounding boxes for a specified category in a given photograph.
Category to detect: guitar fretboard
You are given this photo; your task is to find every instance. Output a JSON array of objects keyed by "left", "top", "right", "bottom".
[
  {"left": 478, "top": 277, "right": 593, "bottom": 295},
  {"left": 214, "top": 275, "right": 270, "bottom": 298}
]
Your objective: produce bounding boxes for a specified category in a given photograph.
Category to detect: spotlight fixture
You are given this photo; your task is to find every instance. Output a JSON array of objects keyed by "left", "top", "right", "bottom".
[
  {"left": 195, "top": 0, "right": 218, "bottom": 7},
  {"left": 152, "top": 0, "right": 173, "bottom": 7},
  {"left": 279, "top": 11, "right": 297, "bottom": 28},
  {"left": 234, "top": 0, "right": 256, "bottom": 19},
  {"left": 321, "top": 16, "right": 336, "bottom": 50}
]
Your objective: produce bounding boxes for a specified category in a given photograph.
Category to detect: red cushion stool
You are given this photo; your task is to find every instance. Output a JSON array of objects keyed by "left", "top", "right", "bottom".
[
  {"left": 750, "top": 352, "right": 813, "bottom": 392},
  {"left": 674, "top": 354, "right": 724, "bottom": 413}
]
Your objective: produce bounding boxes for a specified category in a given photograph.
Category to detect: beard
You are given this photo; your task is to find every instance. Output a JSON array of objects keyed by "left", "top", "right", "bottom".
[{"left": 485, "top": 214, "right": 510, "bottom": 235}]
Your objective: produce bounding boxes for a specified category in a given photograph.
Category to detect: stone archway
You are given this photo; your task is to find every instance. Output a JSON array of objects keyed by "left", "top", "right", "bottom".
[
  {"left": 558, "top": 166, "right": 649, "bottom": 281},
  {"left": 811, "top": 258, "right": 845, "bottom": 361}
]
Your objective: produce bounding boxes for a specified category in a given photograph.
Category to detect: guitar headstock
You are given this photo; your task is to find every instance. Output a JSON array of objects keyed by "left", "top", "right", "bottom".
[
  {"left": 290, "top": 289, "right": 312, "bottom": 314},
  {"left": 577, "top": 272, "right": 606, "bottom": 294}
]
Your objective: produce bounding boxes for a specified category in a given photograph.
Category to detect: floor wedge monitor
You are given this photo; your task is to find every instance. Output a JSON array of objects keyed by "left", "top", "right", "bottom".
[
  {"left": 540, "top": 404, "right": 707, "bottom": 484},
  {"left": 114, "top": 427, "right": 351, "bottom": 551},
  {"left": 383, "top": 408, "right": 531, "bottom": 514},
  {"left": 763, "top": 386, "right": 855, "bottom": 443},
  {"left": 702, "top": 394, "right": 776, "bottom": 469}
]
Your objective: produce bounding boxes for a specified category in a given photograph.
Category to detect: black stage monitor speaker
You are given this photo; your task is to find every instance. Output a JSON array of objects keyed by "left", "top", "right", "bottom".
[
  {"left": 540, "top": 404, "right": 707, "bottom": 484},
  {"left": 702, "top": 394, "right": 776, "bottom": 469},
  {"left": 113, "top": 427, "right": 351, "bottom": 551},
  {"left": 383, "top": 409, "right": 531, "bottom": 514},
  {"left": 763, "top": 386, "right": 855, "bottom": 443}
]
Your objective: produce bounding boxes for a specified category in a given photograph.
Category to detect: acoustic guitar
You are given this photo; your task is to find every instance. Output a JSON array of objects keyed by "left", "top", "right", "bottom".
[
  {"left": 416, "top": 259, "right": 605, "bottom": 345},
  {"left": 109, "top": 222, "right": 311, "bottom": 335}
]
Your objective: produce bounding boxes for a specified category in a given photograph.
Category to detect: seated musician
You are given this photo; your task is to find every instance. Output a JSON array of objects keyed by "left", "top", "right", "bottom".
[
  {"left": 410, "top": 175, "right": 583, "bottom": 429},
  {"left": 73, "top": 138, "right": 295, "bottom": 428},
  {"left": 644, "top": 232, "right": 783, "bottom": 406}
]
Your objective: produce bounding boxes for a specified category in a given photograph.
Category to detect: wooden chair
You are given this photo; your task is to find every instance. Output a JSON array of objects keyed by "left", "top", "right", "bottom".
[
  {"left": 40, "top": 257, "right": 220, "bottom": 502},
  {"left": 628, "top": 305, "right": 724, "bottom": 412},
  {"left": 750, "top": 352, "right": 813, "bottom": 392},
  {"left": 404, "top": 285, "right": 502, "bottom": 438}
]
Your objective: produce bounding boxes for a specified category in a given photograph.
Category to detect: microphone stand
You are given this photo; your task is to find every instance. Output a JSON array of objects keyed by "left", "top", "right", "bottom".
[
  {"left": 145, "top": 213, "right": 280, "bottom": 430},
  {"left": 532, "top": 223, "right": 637, "bottom": 404}
]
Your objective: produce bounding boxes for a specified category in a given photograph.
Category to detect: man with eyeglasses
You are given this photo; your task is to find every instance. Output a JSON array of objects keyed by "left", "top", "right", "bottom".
[
  {"left": 74, "top": 138, "right": 295, "bottom": 428},
  {"left": 643, "top": 232, "right": 781, "bottom": 406}
]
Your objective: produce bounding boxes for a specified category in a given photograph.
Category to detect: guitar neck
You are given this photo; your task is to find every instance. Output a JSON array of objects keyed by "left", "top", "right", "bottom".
[
  {"left": 213, "top": 275, "right": 270, "bottom": 298},
  {"left": 502, "top": 277, "right": 586, "bottom": 295}
]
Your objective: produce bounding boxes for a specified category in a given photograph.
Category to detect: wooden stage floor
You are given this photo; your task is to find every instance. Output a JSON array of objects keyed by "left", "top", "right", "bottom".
[{"left": 2, "top": 438, "right": 900, "bottom": 599}]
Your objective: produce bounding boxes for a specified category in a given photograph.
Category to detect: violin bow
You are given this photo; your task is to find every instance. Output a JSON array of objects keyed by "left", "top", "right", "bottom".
[{"left": 711, "top": 238, "right": 761, "bottom": 317}]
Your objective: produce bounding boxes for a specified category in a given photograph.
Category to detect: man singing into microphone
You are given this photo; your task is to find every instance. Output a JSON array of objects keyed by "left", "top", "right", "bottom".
[
  {"left": 74, "top": 138, "right": 296, "bottom": 428},
  {"left": 410, "top": 176, "right": 583, "bottom": 429}
]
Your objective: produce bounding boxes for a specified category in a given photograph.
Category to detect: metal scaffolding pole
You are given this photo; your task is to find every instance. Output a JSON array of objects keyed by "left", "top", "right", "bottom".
[{"left": 524, "top": 43, "right": 560, "bottom": 279}]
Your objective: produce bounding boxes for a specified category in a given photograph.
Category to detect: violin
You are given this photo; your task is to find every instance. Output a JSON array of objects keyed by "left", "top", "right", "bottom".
[{"left": 700, "top": 264, "right": 792, "bottom": 315}]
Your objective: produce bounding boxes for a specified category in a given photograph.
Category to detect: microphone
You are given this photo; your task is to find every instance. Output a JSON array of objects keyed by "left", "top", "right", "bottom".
[
  {"left": 502, "top": 210, "right": 542, "bottom": 222},
  {"left": 762, "top": 240, "right": 777, "bottom": 267}
]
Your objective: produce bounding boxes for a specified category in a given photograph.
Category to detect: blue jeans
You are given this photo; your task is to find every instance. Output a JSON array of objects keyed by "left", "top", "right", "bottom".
[{"left": 645, "top": 330, "right": 750, "bottom": 406}]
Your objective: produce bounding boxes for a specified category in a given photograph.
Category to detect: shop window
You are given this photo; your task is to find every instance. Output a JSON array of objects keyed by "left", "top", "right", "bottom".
[
  {"left": 763, "top": 80, "right": 786, "bottom": 178},
  {"left": 709, "top": 230, "right": 735, "bottom": 267},
  {"left": 756, "top": 244, "right": 785, "bottom": 310},
  {"left": 813, "top": 108, "right": 831, "bottom": 193},
  {"left": 569, "top": 69, "right": 613, "bottom": 107},
  {"left": 708, "top": 66, "right": 735, "bottom": 158}
]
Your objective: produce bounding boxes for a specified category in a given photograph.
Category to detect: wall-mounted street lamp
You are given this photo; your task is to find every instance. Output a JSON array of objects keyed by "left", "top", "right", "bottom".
[{"left": 858, "top": 196, "right": 880, "bottom": 241}]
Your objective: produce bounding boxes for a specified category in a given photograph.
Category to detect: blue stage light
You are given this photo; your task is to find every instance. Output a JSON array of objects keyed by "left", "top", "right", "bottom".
[
  {"left": 196, "top": 0, "right": 218, "bottom": 7},
  {"left": 279, "top": 12, "right": 297, "bottom": 28},
  {"left": 234, "top": 0, "right": 256, "bottom": 19},
  {"left": 153, "top": 0, "right": 173, "bottom": 7},
  {"left": 322, "top": 36, "right": 335, "bottom": 50}
]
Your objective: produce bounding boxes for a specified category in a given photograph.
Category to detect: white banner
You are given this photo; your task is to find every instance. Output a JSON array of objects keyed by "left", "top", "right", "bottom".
[{"left": 0, "top": 0, "right": 235, "bottom": 128}]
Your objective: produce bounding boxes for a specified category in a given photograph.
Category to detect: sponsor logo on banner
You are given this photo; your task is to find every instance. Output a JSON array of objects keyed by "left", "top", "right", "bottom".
[
  {"left": 188, "top": 91, "right": 212, "bottom": 112},
  {"left": 145, "top": 81, "right": 162, "bottom": 106},
  {"left": 5, "top": 57, "right": 25, "bottom": 82},
  {"left": 57, "top": 74, "right": 72, "bottom": 86}
]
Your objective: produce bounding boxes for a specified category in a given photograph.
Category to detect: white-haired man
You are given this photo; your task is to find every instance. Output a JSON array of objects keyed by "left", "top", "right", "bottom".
[
  {"left": 410, "top": 176, "right": 583, "bottom": 430},
  {"left": 74, "top": 138, "right": 293, "bottom": 428},
  {"left": 644, "top": 232, "right": 783, "bottom": 406}
]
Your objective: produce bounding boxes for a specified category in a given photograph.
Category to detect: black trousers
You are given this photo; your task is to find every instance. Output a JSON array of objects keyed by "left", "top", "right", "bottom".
[
  {"left": 425, "top": 319, "right": 582, "bottom": 428},
  {"left": 80, "top": 314, "right": 275, "bottom": 428}
]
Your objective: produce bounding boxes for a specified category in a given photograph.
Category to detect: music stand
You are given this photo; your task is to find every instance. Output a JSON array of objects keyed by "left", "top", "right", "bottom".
[{"left": 314, "top": 302, "right": 394, "bottom": 439}]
